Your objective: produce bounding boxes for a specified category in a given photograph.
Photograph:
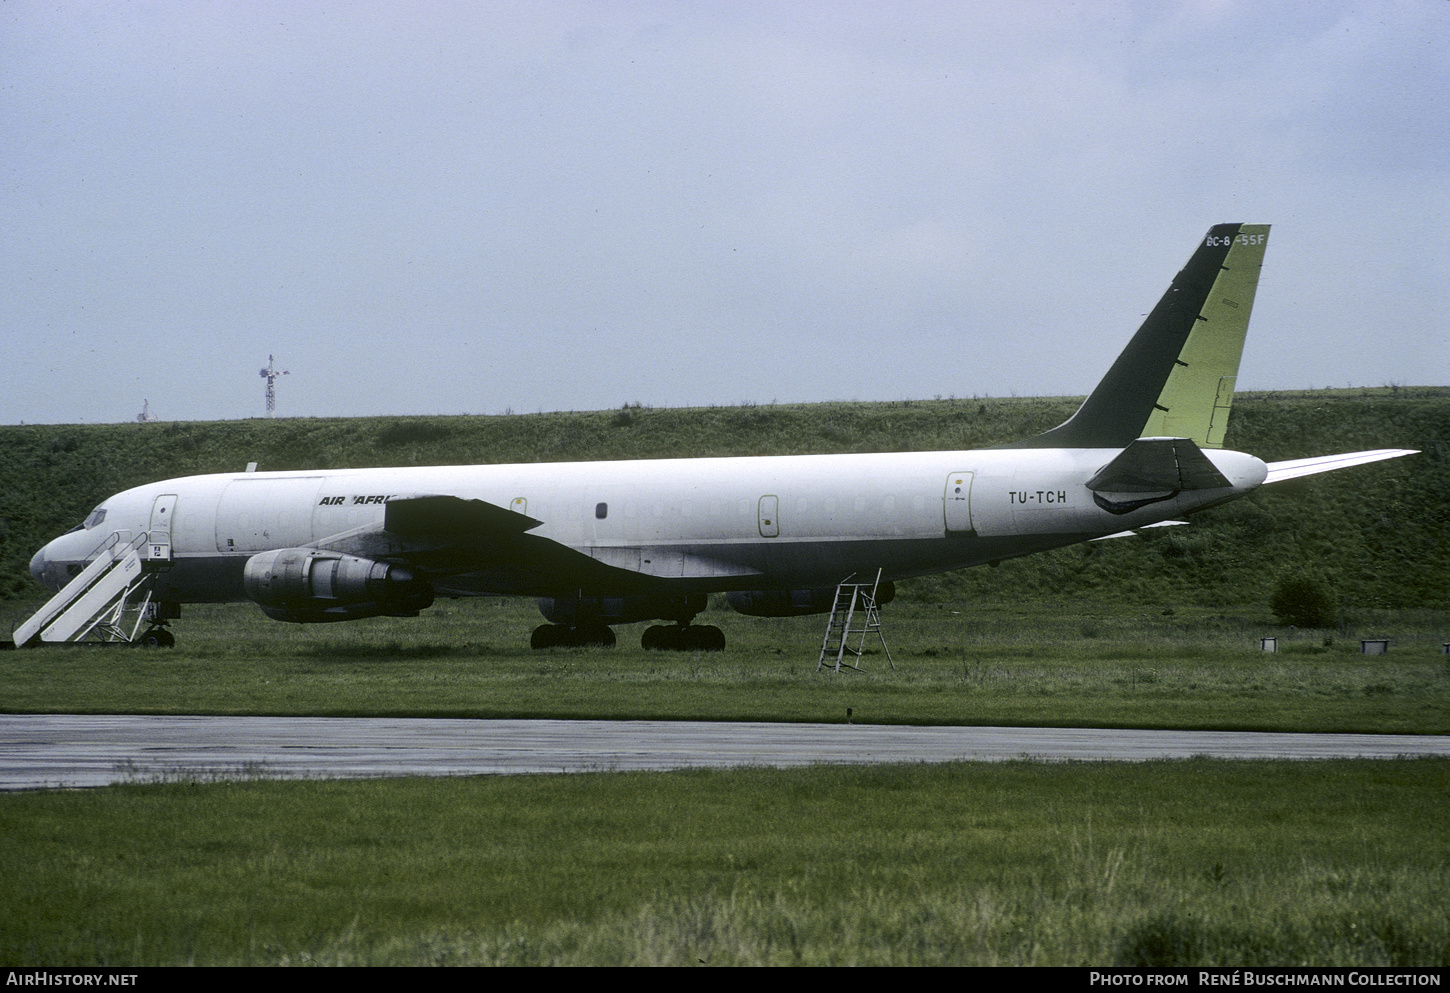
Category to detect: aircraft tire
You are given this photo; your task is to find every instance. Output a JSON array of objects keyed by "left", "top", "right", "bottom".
[
  {"left": 575, "top": 624, "right": 616, "bottom": 648},
  {"left": 530, "top": 624, "right": 565, "bottom": 649},
  {"left": 642, "top": 624, "right": 724, "bottom": 651},
  {"left": 685, "top": 625, "right": 726, "bottom": 652},
  {"left": 138, "top": 628, "right": 175, "bottom": 649},
  {"left": 532, "top": 624, "right": 616, "bottom": 648},
  {"left": 643, "top": 625, "right": 691, "bottom": 651}
]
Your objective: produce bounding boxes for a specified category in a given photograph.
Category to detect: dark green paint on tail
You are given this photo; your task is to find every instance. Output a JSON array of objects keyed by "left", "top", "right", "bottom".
[{"left": 1002, "top": 223, "right": 1269, "bottom": 450}]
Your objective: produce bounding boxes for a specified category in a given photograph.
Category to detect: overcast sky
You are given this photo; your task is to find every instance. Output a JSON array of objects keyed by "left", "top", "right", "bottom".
[{"left": 4, "top": 1, "right": 1446, "bottom": 425}]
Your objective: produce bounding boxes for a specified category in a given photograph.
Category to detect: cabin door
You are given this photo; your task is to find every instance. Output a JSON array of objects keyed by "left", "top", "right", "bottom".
[
  {"left": 149, "top": 494, "right": 177, "bottom": 562},
  {"left": 944, "top": 472, "right": 974, "bottom": 533},
  {"left": 758, "top": 495, "right": 779, "bottom": 537}
]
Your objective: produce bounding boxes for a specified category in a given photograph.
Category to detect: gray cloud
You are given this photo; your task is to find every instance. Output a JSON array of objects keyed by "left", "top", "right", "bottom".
[{"left": 3, "top": 1, "right": 1445, "bottom": 424}]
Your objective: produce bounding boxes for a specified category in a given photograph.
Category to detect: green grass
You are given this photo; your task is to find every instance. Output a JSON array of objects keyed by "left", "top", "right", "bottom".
[
  {"left": 4, "top": 600, "right": 1449, "bottom": 733},
  {"left": 2, "top": 759, "right": 1446, "bottom": 965},
  {"left": 4, "top": 601, "right": 1447, "bottom": 966}
]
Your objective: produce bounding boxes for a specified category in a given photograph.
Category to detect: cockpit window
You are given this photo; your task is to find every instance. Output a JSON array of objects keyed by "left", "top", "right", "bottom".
[{"left": 83, "top": 507, "right": 107, "bottom": 530}]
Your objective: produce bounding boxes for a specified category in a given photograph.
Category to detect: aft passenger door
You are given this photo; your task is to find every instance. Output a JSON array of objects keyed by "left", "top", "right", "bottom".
[
  {"left": 944, "top": 472, "right": 974, "bottom": 534},
  {"left": 758, "top": 495, "right": 779, "bottom": 537}
]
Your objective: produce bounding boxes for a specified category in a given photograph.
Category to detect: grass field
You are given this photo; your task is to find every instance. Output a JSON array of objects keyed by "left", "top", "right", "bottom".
[
  {"left": 2, "top": 600, "right": 1448, "bottom": 966},
  {"left": 2, "top": 384, "right": 1446, "bottom": 967},
  {"left": 2, "top": 759, "right": 1445, "bottom": 966},
  {"left": 4, "top": 599, "right": 1447, "bottom": 733}
]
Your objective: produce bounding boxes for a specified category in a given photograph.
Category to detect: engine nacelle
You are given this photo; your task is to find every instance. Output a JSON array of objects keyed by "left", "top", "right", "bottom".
[
  {"left": 537, "top": 593, "right": 707, "bottom": 626},
  {"left": 243, "top": 549, "right": 434, "bottom": 624},
  {"left": 727, "top": 582, "right": 895, "bottom": 617}
]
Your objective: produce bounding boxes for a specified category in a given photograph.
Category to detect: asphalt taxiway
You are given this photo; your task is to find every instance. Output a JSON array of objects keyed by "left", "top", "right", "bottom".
[{"left": 2, "top": 714, "right": 1447, "bottom": 790}]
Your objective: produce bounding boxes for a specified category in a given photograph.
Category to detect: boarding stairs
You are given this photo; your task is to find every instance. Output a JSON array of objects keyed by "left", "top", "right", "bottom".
[
  {"left": 817, "top": 569, "right": 894, "bottom": 673},
  {"left": 7, "top": 532, "right": 161, "bottom": 648}
]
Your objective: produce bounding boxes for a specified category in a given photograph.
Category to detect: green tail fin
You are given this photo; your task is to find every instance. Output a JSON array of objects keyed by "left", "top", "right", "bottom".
[{"left": 1005, "top": 223, "right": 1269, "bottom": 449}]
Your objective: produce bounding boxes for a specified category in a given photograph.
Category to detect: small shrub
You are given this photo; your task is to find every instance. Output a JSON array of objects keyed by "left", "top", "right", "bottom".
[
  {"left": 1117, "top": 912, "right": 1205, "bottom": 966},
  {"left": 1270, "top": 573, "right": 1339, "bottom": 628},
  {"left": 376, "top": 420, "right": 454, "bottom": 446}
]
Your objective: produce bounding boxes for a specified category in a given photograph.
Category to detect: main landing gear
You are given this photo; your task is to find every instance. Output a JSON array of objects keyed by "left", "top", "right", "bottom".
[
  {"left": 641, "top": 624, "right": 725, "bottom": 652},
  {"left": 529, "top": 594, "right": 724, "bottom": 651},
  {"left": 530, "top": 624, "right": 617, "bottom": 649},
  {"left": 529, "top": 622, "right": 726, "bottom": 651}
]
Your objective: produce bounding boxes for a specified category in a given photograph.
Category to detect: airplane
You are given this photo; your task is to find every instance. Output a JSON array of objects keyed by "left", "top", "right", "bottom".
[{"left": 22, "top": 223, "right": 1417, "bottom": 651}]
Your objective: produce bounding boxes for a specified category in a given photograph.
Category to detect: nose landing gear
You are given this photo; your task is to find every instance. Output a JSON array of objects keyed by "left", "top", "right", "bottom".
[{"left": 138, "top": 626, "right": 175, "bottom": 649}]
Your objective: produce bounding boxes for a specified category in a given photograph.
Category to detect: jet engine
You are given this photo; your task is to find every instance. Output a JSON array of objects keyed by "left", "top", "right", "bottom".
[
  {"left": 243, "top": 549, "right": 434, "bottom": 623},
  {"left": 726, "top": 582, "right": 895, "bottom": 617},
  {"left": 537, "top": 592, "right": 707, "bottom": 627}
]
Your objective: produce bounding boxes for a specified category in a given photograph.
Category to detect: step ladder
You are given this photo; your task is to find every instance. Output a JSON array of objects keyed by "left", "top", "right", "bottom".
[
  {"left": 10, "top": 532, "right": 156, "bottom": 648},
  {"left": 817, "top": 569, "right": 895, "bottom": 673}
]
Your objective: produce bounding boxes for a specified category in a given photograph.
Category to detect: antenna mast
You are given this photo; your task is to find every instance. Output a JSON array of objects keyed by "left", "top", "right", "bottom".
[{"left": 259, "top": 355, "right": 289, "bottom": 417}]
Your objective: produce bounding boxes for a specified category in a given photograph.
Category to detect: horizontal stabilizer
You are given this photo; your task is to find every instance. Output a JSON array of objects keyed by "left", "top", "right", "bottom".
[
  {"left": 1092, "top": 520, "right": 1189, "bottom": 541},
  {"left": 1265, "top": 449, "right": 1418, "bottom": 484},
  {"left": 384, "top": 495, "right": 542, "bottom": 538},
  {"left": 1088, "top": 437, "right": 1232, "bottom": 494}
]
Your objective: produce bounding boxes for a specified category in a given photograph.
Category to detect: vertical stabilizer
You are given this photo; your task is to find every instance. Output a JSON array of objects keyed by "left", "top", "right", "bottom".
[{"left": 1005, "top": 223, "right": 1269, "bottom": 449}]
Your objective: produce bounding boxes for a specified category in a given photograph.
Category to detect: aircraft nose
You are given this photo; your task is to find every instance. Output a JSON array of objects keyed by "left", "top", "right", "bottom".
[{"left": 29, "top": 545, "right": 48, "bottom": 587}]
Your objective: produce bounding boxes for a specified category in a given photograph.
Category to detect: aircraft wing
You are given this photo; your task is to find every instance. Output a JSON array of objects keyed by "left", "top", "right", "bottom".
[
  {"left": 383, "top": 494, "right": 543, "bottom": 538},
  {"left": 1264, "top": 449, "right": 1418, "bottom": 484},
  {"left": 315, "top": 494, "right": 757, "bottom": 594},
  {"left": 304, "top": 494, "right": 614, "bottom": 593}
]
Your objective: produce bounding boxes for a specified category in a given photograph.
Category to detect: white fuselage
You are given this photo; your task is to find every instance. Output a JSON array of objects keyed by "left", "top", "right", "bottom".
[{"left": 31, "top": 447, "right": 1269, "bottom": 602}]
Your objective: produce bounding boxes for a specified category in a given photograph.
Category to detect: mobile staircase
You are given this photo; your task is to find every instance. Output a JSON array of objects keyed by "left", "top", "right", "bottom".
[
  {"left": 5, "top": 532, "right": 167, "bottom": 649},
  {"left": 817, "top": 569, "right": 894, "bottom": 673}
]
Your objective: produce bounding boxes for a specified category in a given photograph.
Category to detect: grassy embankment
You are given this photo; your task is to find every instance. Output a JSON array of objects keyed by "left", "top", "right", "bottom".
[
  {"left": 2, "top": 387, "right": 1446, "bottom": 612},
  {"left": 4, "top": 387, "right": 1447, "bottom": 732}
]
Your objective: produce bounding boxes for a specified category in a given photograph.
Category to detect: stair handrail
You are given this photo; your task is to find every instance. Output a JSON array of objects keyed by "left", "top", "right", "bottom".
[{"left": 9, "top": 530, "right": 151, "bottom": 647}]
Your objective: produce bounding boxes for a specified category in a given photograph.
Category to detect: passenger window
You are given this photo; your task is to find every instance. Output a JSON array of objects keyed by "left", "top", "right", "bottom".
[{"left": 595, "top": 502, "right": 608, "bottom": 520}]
